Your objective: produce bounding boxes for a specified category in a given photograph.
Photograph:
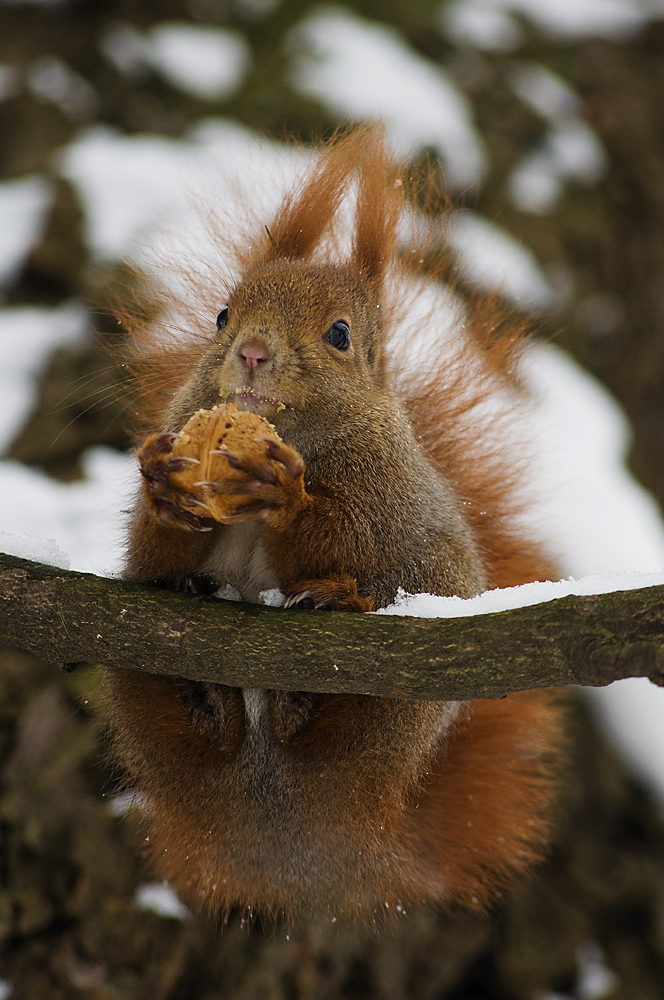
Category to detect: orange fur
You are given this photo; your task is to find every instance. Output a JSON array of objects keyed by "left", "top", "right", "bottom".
[
  {"left": 401, "top": 693, "right": 563, "bottom": 909},
  {"left": 106, "top": 124, "right": 564, "bottom": 923}
]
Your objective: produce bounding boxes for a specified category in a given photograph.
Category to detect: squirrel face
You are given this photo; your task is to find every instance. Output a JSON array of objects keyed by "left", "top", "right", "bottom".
[{"left": 177, "top": 260, "right": 387, "bottom": 456}]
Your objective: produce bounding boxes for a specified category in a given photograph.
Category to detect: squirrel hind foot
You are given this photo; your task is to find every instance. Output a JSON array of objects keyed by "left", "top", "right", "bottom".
[
  {"left": 268, "top": 690, "right": 326, "bottom": 744},
  {"left": 177, "top": 680, "right": 247, "bottom": 756},
  {"left": 179, "top": 680, "right": 327, "bottom": 749},
  {"left": 285, "top": 576, "right": 374, "bottom": 612}
]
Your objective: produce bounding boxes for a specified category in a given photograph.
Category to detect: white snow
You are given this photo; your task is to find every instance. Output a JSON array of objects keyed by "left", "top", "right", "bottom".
[
  {"left": 523, "top": 342, "right": 664, "bottom": 577},
  {"left": 447, "top": 210, "right": 555, "bottom": 309},
  {"left": 376, "top": 571, "right": 664, "bottom": 619},
  {"left": 134, "top": 882, "right": 191, "bottom": 920},
  {"left": 575, "top": 941, "right": 620, "bottom": 998},
  {"left": 147, "top": 23, "right": 250, "bottom": 101},
  {"left": 442, "top": 0, "right": 526, "bottom": 51},
  {"left": 510, "top": 62, "right": 580, "bottom": 121},
  {"left": 0, "top": 176, "right": 51, "bottom": 288},
  {"left": 100, "top": 22, "right": 250, "bottom": 101},
  {"left": 0, "top": 531, "right": 70, "bottom": 570},
  {"left": 0, "top": 450, "right": 134, "bottom": 576},
  {"left": 289, "top": 7, "right": 486, "bottom": 190},
  {"left": 442, "top": 0, "right": 648, "bottom": 48},
  {"left": 58, "top": 127, "right": 198, "bottom": 262},
  {"left": 535, "top": 941, "right": 618, "bottom": 1000},
  {"left": 0, "top": 302, "right": 88, "bottom": 451},
  {"left": 259, "top": 588, "right": 286, "bottom": 607},
  {"left": 106, "top": 789, "right": 147, "bottom": 816},
  {"left": 98, "top": 23, "right": 149, "bottom": 79},
  {"left": 584, "top": 678, "right": 664, "bottom": 812},
  {"left": 26, "top": 55, "right": 98, "bottom": 121},
  {"left": 507, "top": 63, "right": 607, "bottom": 214},
  {"left": 57, "top": 121, "right": 306, "bottom": 264}
]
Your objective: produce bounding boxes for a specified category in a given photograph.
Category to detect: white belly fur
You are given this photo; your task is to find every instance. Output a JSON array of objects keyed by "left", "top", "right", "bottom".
[
  {"left": 202, "top": 524, "right": 279, "bottom": 734},
  {"left": 201, "top": 522, "right": 280, "bottom": 604}
]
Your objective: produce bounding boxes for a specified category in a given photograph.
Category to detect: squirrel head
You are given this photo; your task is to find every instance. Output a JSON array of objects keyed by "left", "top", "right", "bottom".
[
  {"left": 163, "top": 125, "right": 406, "bottom": 450},
  {"left": 192, "top": 259, "right": 387, "bottom": 445}
]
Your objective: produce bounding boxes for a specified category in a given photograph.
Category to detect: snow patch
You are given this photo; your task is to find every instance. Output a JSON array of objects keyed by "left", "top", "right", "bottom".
[
  {"left": 442, "top": 0, "right": 647, "bottom": 47},
  {"left": 58, "top": 121, "right": 306, "bottom": 263},
  {"left": 0, "top": 532, "right": 70, "bottom": 570},
  {"left": 26, "top": 55, "right": 98, "bottom": 120},
  {"left": 0, "top": 449, "right": 134, "bottom": 577},
  {"left": 289, "top": 7, "right": 486, "bottom": 189},
  {"left": 447, "top": 210, "right": 555, "bottom": 309},
  {"left": 100, "top": 22, "right": 250, "bottom": 100},
  {"left": 507, "top": 64, "right": 606, "bottom": 214},
  {"left": 376, "top": 571, "right": 664, "bottom": 619},
  {"left": 524, "top": 343, "right": 664, "bottom": 577},
  {"left": 0, "top": 302, "right": 88, "bottom": 452},
  {"left": 135, "top": 883, "right": 191, "bottom": 921},
  {"left": 0, "top": 176, "right": 51, "bottom": 288},
  {"left": 148, "top": 22, "right": 250, "bottom": 101}
]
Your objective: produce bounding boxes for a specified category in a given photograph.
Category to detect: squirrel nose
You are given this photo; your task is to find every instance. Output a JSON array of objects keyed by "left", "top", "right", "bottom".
[{"left": 239, "top": 340, "right": 271, "bottom": 369}]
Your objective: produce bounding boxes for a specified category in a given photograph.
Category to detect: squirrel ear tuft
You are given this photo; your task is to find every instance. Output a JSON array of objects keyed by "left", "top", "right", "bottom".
[
  {"left": 246, "top": 125, "right": 403, "bottom": 275},
  {"left": 350, "top": 127, "right": 403, "bottom": 288},
  {"left": 258, "top": 127, "right": 370, "bottom": 263}
]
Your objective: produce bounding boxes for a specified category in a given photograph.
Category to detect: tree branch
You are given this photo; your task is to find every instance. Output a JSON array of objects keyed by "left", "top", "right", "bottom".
[{"left": 1, "top": 552, "right": 663, "bottom": 700}]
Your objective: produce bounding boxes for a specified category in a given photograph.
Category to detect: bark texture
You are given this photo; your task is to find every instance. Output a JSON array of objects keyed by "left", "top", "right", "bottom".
[{"left": 1, "top": 552, "right": 663, "bottom": 698}]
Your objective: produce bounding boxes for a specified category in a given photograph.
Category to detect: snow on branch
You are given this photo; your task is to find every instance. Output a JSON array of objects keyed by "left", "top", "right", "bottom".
[{"left": 1, "top": 551, "right": 663, "bottom": 700}]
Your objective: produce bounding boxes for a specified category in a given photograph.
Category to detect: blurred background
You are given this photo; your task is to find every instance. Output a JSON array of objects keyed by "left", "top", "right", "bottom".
[{"left": 3, "top": 0, "right": 664, "bottom": 996}]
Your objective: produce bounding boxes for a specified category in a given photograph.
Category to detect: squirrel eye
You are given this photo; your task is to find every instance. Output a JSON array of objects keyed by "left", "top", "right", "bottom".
[
  {"left": 323, "top": 320, "right": 350, "bottom": 351},
  {"left": 216, "top": 307, "right": 229, "bottom": 331}
]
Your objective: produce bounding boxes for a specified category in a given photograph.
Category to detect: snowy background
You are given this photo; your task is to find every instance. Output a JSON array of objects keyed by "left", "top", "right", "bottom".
[{"left": 2, "top": 0, "right": 664, "bottom": 853}]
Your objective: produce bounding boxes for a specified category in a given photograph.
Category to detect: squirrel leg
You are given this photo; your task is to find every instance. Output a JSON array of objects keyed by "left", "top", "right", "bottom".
[
  {"left": 126, "top": 498, "right": 217, "bottom": 586},
  {"left": 284, "top": 576, "right": 373, "bottom": 612},
  {"left": 137, "top": 432, "right": 215, "bottom": 532}
]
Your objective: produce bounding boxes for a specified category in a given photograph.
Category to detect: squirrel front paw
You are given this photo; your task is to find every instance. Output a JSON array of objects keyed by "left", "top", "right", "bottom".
[
  {"left": 137, "top": 432, "right": 214, "bottom": 532},
  {"left": 285, "top": 576, "right": 373, "bottom": 612},
  {"left": 203, "top": 436, "right": 309, "bottom": 527},
  {"left": 137, "top": 405, "right": 310, "bottom": 531}
]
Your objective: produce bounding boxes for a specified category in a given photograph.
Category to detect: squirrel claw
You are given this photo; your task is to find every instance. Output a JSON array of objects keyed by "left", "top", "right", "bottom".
[
  {"left": 284, "top": 590, "right": 321, "bottom": 610},
  {"left": 153, "top": 432, "right": 177, "bottom": 454},
  {"left": 166, "top": 456, "right": 200, "bottom": 474},
  {"left": 153, "top": 500, "right": 213, "bottom": 532},
  {"left": 217, "top": 498, "right": 278, "bottom": 521},
  {"left": 218, "top": 450, "right": 279, "bottom": 485},
  {"left": 181, "top": 493, "right": 212, "bottom": 513},
  {"left": 139, "top": 421, "right": 307, "bottom": 530},
  {"left": 258, "top": 438, "right": 305, "bottom": 478},
  {"left": 211, "top": 439, "right": 303, "bottom": 484}
]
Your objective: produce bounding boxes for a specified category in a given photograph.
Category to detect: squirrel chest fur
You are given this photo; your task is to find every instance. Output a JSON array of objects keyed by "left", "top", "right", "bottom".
[{"left": 108, "top": 126, "right": 563, "bottom": 922}]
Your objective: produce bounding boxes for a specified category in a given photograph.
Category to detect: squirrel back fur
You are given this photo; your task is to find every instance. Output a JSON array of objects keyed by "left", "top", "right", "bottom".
[{"left": 107, "top": 124, "right": 564, "bottom": 923}]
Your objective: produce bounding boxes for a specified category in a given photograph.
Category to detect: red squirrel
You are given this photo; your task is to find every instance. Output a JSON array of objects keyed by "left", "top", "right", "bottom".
[{"left": 107, "top": 125, "right": 563, "bottom": 922}]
